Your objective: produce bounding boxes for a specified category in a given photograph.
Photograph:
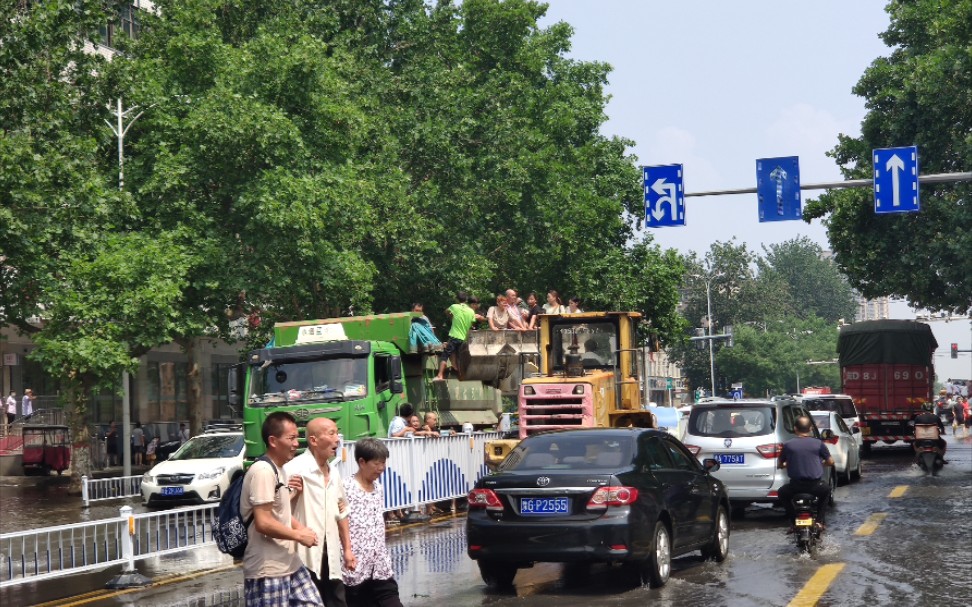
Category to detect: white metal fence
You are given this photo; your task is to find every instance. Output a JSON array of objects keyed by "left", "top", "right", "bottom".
[
  {"left": 81, "top": 474, "right": 143, "bottom": 507},
  {"left": 9, "top": 432, "right": 501, "bottom": 588}
]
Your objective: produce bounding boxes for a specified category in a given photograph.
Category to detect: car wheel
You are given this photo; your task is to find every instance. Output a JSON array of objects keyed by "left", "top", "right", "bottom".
[
  {"left": 701, "top": 505, "right": 729, "bottom": 562},
  {"left": 639, "top": 521, "right": 671, "bottom": 588},
  {"left": 827, "top": 470, "right": 837, "bottom": 506},
  {"left": 478, "top": 560, "right": 518, "bottom": 589}
]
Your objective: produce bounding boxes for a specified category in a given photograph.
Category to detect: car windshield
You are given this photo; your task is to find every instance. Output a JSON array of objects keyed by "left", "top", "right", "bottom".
[
  {"left": 249, "top": 357, "right": 368, "bottom": 405},
  {"left": 501, "top": 433, "right": 635, "bottom": 471},
  {"left": 170, "top": 434, "right": 244, "bottom": 460},
  {"left": 688, "top": 406, "right": 775, "bottom": 438},
  {"left": 803, "top": 398, "right": 855, "bottom": 418},
  {"left": 811, "top": 414, "right": 832, "bottom": 430}
]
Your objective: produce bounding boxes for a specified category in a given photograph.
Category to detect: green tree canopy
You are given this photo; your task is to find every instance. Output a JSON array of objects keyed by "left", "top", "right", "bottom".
[{"left": 803, "top": 0, "right": 972, "bottom": 315}]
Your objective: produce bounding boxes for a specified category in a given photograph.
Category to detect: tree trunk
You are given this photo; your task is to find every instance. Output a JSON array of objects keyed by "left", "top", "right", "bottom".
[
  {"left": 178, "top": 336, "right": 205, "bottom": 436},
  {"left": 67, "top": 379, "right": 92, "bottom": 495}
]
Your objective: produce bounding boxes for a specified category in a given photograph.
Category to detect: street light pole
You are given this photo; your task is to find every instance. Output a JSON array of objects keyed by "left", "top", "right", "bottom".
[
  {"left": 704, "top": 277, "right": 716, "bottom": 397},
  {"left": 104, "top": 97, "right": 150, "bottom": 191}
]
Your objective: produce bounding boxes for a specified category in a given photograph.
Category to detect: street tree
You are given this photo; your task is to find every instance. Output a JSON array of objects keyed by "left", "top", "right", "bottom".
[
  {"left": 757, "top": 237, "right": 857, "bottom": 324},
  {"left": 803, "top": 0, "right": 972, "bottom": 315}
]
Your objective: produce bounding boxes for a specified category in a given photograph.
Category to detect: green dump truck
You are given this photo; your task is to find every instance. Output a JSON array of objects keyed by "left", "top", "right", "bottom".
[{"left": 232, "top": 313, "right": 535, "bottom": 459}]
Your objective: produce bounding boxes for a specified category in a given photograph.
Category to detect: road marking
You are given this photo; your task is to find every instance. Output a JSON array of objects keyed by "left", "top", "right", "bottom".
[
  {"left": 854, "top": 512, "right": 889, "bottom": 536},
  {"left": 888, "top": 485, "right": 909, "bottom": 498},
  {"left": 787, "top": 563, "right": 846, "bottom": 607}
]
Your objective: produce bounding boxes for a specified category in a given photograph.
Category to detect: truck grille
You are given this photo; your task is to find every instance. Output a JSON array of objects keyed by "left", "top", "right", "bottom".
[{"left": 521, "top": 397, "right": 584, "bottom": 435}]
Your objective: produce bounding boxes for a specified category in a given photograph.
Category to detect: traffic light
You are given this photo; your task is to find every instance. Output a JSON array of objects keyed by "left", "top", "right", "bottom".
[{"left": 952, "top": 343, "right": 959, "bottom": 359}]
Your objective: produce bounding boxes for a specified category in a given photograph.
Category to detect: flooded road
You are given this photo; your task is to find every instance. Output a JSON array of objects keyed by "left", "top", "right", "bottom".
[{"left": 3, "top": 435, "right": 971, "bottom": 606}]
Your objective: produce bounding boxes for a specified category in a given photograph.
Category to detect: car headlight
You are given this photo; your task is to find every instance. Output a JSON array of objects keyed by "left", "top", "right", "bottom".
[
  {"left": 142, "top": 473, "right": 153, "bottom": 484},
  {"left": 197, "top": 467, "right": 226, "bottom": 481}
]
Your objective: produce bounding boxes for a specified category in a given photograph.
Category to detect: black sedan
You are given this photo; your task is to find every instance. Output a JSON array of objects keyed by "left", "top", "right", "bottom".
[{"left": 466, "top": 428, "right": 730, "bottom": 589}]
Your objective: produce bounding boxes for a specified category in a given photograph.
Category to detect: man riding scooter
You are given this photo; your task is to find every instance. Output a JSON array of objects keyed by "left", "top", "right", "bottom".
[
  {"left": 913, "top": 401, "right": 948, "bottom": 464},
  {"left": 778, "top": 416, "right": 834, "bottom": 532}
]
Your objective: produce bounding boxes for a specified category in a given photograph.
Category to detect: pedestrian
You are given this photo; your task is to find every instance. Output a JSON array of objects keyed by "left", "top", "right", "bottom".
[
  {"left": 285, "top": 417, "right": 355, "bottom": 607},
  {"left": 179, "top": 423, "right": 191, "bottom": 443},
  {"left": 435, "top": 292, "right": 481, "bottom": 381},
  {"left": 243, "top": 411, "right": 323, "bottom": 607},
  {"left": 106, "top": 421, "right": 119, "bottom": 467},
  {"left": 420, "top": 412, "right": 441, "bottom": 437},
  {"left": 342, "top": 438, "right": 404, "bottom": 607},
  {"left": 5, "top": 391, "right": 16, "bottom": 426},
  {"left": 387, "top": 403, "right": 415, "bottom": 438},
  {"left": 131, "top": 422, "right": 145, "bottom": 466},
  {"left": 146, "top": 436, "right": 159, "bottom": 466},
  {"left": 21, "top": 389, "right": 34, "bottom": 419},
  {"left": 953, "top": 399, "right": 965, "bottom": 437},
  {"left": 962, "top": 397, "right": 972, "bottom": 438}
]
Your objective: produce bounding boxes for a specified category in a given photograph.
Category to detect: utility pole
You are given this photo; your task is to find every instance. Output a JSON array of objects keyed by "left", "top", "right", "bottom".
[{"left": 104, "top": 97, "right": 150, "bottom": 191}]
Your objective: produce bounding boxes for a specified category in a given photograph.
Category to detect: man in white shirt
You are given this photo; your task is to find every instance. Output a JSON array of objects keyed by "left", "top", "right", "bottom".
[
  {"left": 285, "top": 417, "right": 356, "bottom": 606},
  {"left": 387, "top": 403, "right": 415, "bottom": 438},
  {"left": 5, "top": 391, "right": 16, "bottom": 426},
  {"left": 22, "top": 389, "right": 34, "bottom": 419}
]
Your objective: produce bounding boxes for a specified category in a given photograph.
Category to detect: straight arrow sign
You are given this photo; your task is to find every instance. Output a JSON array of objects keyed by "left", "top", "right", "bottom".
[
  {"left": 885, "top": 153, "right": 904, "bottom": 207},
  {"left": 874, "top": 146, "right": 919, "bottom": 214}
]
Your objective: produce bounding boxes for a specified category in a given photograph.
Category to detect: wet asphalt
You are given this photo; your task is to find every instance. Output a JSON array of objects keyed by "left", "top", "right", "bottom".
[{"left": 2, "top": 434, "right": 971, "bottom": 607}]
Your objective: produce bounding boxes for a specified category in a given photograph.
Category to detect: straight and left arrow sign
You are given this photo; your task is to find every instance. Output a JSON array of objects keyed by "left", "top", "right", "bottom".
[{"left": 644, "top": 164, "right": 685, "bottom": 228}]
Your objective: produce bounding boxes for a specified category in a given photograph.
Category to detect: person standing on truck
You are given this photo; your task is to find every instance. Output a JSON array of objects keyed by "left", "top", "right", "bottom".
[
  {"left": 778, "top": 416, "right": 834, "bottom": 531},
  {"left": 435, "top": 291, "right": 480, "bottom": 381}
]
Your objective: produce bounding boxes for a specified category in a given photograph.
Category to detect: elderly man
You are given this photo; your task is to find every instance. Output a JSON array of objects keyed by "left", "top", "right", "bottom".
[
  {"left": 504, "top": 289, "right": 529, "bottom": 330},
  {"left": 285, "top": 417, "right": 356, "bottom": 607}
]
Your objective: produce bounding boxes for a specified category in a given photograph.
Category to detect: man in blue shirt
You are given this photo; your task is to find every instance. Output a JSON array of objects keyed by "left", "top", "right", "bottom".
[{"left": 778, "top": 416, "right": 834, "bottom": 530}]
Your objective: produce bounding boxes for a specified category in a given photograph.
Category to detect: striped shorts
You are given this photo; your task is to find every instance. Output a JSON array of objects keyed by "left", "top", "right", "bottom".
[{"left": 244, "top": 566, "right": 323, "bottom": 607}]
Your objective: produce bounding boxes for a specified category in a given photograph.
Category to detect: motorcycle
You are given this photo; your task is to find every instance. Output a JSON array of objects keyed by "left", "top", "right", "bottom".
[
  {"left": 791, "top": 494, "right": 822, "bottom": 556},
  {"left": 913, "top": 424, "right": 944, "bottom": 476}
]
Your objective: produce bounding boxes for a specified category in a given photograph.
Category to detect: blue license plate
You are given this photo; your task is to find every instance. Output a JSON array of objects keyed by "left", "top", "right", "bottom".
[
  {"left": 520, "top": 497, "right": 569, "bottom": 516},
  {"left": 162, "top": 487, "right": 184, "bottom": 496},
  {"left": 718, "top": 454, "right": 745, "bottom": 464}
]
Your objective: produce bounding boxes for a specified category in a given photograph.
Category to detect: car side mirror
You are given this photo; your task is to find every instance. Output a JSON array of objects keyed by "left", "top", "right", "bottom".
[
  {"left": 820, "top": 429, "right": 836, "bottom": 441},
  {"left": 702, "top": 458, "right": 721, "bottom": 473}
]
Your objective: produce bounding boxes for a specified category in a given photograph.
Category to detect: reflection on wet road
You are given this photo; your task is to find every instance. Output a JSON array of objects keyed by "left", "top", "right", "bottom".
[{"left": 3, "top": 435, "right": 971, "bottom": 606}]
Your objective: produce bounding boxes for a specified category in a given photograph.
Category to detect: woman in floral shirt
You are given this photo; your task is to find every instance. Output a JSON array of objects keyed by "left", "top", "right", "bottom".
[{"left": 342, "top": 438, "right": 403, "bottom": 607}]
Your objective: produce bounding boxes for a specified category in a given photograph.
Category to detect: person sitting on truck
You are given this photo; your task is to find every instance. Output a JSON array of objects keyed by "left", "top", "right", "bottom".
[
  {"left": 778, "top": 416, "right": 834, "bottom": 532},
  {"left": 913, "top": 402, "right": 948, "bottom": 463},
  {"left": 388, "top": 403, "right": 415, "bottom": 438},
  {"left": 486, "top": 294, "right": 511, "bottom": 330},
  {"left": 435, "top": 292, "right": 481, "bottom": 381},
  {"left": 504, "top": 289, "right": 529, "bottom": 330}
]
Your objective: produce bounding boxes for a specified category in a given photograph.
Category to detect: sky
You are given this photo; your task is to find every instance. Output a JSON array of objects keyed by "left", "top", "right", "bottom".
[{"left": 538, "top": 1, "right": 970, "bottom": 381}]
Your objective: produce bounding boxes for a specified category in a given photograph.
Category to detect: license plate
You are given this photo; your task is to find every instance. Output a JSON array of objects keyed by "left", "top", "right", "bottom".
[
  {"left": 162, "top": 487, "right": 184, "bottom": 496},
  {"left": 795, "top": 518, "right": 813, "bottom": 527},
  {"left": 520, "top": 497, "right": 569, "bottom": 516},
  {"left": 718, "top": 454, "right": 745, "bottom": 464}
]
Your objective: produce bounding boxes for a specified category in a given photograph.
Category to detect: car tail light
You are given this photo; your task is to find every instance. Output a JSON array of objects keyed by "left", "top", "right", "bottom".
[
  {"left": 586, "top": 486, "right": 639, "bottom": 510},
  {"left": 468, "top": 488, "right": 503, "bottom": 512},
  {"left": 767, "top": 490, "right": 778, "bottom": 498},
  {"left": 756, "top": 443, "right": 783, "bottom": 458},
  {"left": 684, "top": 444, "right": 701, "bottom": 456}
]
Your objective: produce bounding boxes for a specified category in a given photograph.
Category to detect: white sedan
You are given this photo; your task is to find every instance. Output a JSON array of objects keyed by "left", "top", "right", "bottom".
[
  {"left": 141, "top": 432, "right": 245, "bottom": 506},
  {"left": 811, "top": 411, "right": 862, "bottom": 484}
]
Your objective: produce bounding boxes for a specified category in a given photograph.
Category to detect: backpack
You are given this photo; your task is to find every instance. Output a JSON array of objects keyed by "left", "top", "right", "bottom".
[{"left": 212, "top": 455, "right": 277, "bottom": 559}]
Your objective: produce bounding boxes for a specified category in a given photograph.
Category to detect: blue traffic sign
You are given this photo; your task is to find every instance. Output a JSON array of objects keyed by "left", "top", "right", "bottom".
[
  {"left": 644, "top": 164, "right": 685, "bottom": 228},
  {"left": 756, "top": 156, "right": 801, "bottom": 222},
  {"left": 873, "top": 146, "right": 919, "bottom": 213}
]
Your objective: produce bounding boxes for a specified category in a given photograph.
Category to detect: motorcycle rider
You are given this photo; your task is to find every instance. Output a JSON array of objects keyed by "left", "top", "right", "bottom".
[
  {"left": 912, "top": 401, "right": 947, "bottom": 464},
  {"left": 778, "top": 416, "right": 834, "bottom": 532}
]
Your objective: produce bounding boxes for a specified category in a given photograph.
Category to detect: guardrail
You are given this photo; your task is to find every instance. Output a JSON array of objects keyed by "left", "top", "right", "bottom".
[
  {"left": 81, "top": 475, "right": 143, "bottom": 507},
  {"left": 16, "top": 432, "right": 503, "bottom": 589}
]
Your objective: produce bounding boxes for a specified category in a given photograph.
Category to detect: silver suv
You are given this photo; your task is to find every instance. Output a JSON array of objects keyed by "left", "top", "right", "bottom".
[{"left": 681, "top": 398, "right": 836, "bottom": 511}]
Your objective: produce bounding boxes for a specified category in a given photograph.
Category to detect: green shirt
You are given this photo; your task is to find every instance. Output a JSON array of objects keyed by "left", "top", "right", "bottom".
[{"left": 447, "top": 303, "right": 475, "bottom": 340}]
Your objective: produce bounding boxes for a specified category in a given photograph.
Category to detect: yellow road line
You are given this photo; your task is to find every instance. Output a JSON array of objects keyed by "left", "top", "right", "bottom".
[
  {"left": 854, "top": 512, "right": 888, "bottom": 536},
  {"left": 888, "top": 485, "right": 909, "bottom": 498},
  {"left": 787, "top": 563, "right": 846, "bottom": 607}
]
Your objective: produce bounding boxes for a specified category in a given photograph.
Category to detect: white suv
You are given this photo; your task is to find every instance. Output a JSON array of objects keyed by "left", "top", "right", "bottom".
[
  {"left": 681, "top": 399, "right": 836, "bottom": 512},
  {"left": 141, "top": 432, "right": 245, "bottom": 506}
]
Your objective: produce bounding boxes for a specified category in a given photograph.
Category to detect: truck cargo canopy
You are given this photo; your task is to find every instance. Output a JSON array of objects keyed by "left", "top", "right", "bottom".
[{"left": 837, "top": 320, "right": 937, "bottom": 366}]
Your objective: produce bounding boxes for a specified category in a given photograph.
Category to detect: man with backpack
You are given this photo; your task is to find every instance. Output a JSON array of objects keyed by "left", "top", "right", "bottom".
[{"left": 241, "top": 411, "right": 323, "bottom": 606}]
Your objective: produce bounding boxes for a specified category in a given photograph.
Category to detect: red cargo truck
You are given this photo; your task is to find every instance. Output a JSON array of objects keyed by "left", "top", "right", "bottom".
[{"left": 837, "top": 320, "right": 937, "bottom": 453}]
